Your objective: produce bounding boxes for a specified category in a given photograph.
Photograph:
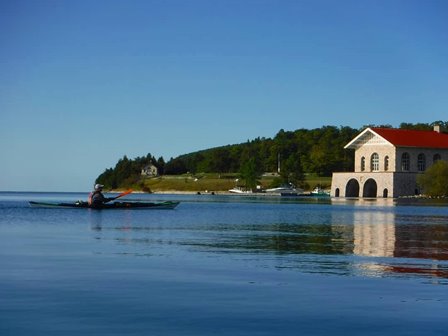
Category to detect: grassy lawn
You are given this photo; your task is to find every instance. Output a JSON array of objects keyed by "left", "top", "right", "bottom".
[
  {"left": 139, "top": 173, "right": 332, "bottom": 193},
  {"left": 141, "top": 174, "right": 235, "bottom": 192}
]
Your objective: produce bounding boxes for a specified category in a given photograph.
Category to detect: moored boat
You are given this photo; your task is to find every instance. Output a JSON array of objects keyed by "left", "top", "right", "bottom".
[
  {"left": 29, "top": 200, "right": 180, "bottom": 210},
  {"left": 311, "top": 187, "right": 330, "bottom": 197},
  {"left": 265, "top": 184, "right": 304, "bottom": 195},
  {"left": 228, "top": 187, "right": 253, "bottom": 194}
]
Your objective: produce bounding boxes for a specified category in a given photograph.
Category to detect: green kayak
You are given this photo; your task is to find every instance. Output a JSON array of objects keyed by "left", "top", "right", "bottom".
[{"left": 29, "top": 200, "right": 180, "bottom": 210}]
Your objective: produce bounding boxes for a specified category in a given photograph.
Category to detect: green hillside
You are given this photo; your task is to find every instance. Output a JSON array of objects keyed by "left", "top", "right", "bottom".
[{"left": 96, "top": 122, "right": 447, "bottom": 192}]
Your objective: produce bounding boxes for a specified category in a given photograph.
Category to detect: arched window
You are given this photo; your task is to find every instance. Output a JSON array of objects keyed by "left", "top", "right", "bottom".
[
  {"left": 384, "top": 156, "right": 389, "bottom": 171},
  {"left": 417, "top": 153, "right": 426, "bottom": 171},
  {"left": 361, "top": 157, "right": 365, "bottom": 172},
  {"left": 401, "top": 152, "right": 410, "bottom": 171},
  {"left": 371, "top": 153, "right": 379, "bottom": 171},
  {"left": 433, "top": 154, "right": 441, "bottom": 163}
]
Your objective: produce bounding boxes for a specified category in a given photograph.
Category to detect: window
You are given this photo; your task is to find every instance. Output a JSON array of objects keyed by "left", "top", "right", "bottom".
[
  {"left": 433, "top": 154, "right": 441, "bottom": 163},
  {"left": 371, "top": 153, "right": 379, "bottom": 171},
  {"left": 361, "top": 157, "right": 365, "bottom": 171},
  {"left": 384, "top": 156, "right": 389, "bottom": 171},
  {"left": 417, "top": 153, "right": 426, "bottom": 172},
  {"left": 401, "top": 153, "right": 410, "bottom": 171}
]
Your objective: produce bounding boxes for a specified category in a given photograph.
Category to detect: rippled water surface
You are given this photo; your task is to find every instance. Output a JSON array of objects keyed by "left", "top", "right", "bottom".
[{"left": 1, "top": 192, "right": 447, "bottom": 335}]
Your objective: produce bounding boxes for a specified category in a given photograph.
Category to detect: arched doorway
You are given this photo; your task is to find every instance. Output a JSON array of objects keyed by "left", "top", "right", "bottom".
[
  {"left": 345, "top": 179, "right": 360, "bottom": 197},
  {"left": 383, "top": 188, "right": 388, "bottom": 198},
  {"left": 335, "top": 188, "right": 340, "bottom": 197},
  {"left": 363, "top": 179, "right": 377, "bottom": 198}
]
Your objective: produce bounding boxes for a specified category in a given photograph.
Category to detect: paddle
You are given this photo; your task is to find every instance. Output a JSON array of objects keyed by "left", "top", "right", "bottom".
[{"left": 105, "top": 189, "right": 133, "bottom": 203}]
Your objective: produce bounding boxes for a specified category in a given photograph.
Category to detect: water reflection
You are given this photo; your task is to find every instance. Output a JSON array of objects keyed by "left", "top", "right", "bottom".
[
  {"left": 89, "top": 210, "right": 135, "bottom": 233},
  {"left": 353, "top": 222, "right": 396, "bottom": 257},
  {"left": 176, "top": 207, "right": 448, "bottom": 283},
  {"left": 352, "top": 211, "right": 396, "bottom": 258},
  {"left": 83, "top": 197, "right": 448, "bottom": 284},
  {"left": 89, "top": 211, "right": 103, "bottom": 232}
]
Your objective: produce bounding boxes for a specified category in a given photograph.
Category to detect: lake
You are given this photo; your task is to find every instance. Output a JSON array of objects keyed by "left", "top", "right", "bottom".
[{"left": 0, "top": 192, "right": 447, "bottom": 336}]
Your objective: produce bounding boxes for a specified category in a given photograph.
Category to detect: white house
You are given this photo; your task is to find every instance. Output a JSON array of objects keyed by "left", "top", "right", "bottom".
[
  {"left": 331, "top": 126, "right": 448, "bottom": 198},
  {"left": 141, "top": 163, "right": 158, "bottom": 177}
]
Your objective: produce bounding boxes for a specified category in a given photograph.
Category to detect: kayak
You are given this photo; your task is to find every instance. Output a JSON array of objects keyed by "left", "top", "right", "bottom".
[{"left": 29, "top": 200, "right": 180, "bottom": 210}]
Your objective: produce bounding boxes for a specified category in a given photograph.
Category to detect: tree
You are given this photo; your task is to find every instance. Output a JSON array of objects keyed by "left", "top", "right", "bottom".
[
  {"left": 156, "top": 156, "right": 165, "bottom": 175},
  {"left": 417, "top": 160, "right": 448, "bottom": 197},
  {"left": 399, "top": 123, "right": 432, "bottom": 131},
  {"left": 239, "top": 158, "right": 261, "bottom": 190},
  {"left": 210, "top": 147, "right": 231, "bottom": 174},
  {"left": 96, "top": 168, "right": 117, "bottom": 189},
  {"left": 280, "top": 152, "right": 304, "bottom": 187},
  {"left": 164, "top": 157, "right": 188, "bottom": 175}
]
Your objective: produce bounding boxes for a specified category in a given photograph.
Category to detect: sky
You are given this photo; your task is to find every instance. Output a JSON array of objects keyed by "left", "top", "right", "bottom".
[{"left": 1, "top": 0, "right": 448, "bottom": 191}]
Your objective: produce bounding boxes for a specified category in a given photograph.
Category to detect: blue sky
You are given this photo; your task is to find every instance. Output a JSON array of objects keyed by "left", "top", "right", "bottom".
[{"left": 1, "top": 0, "right": 447, "bottom": 191}]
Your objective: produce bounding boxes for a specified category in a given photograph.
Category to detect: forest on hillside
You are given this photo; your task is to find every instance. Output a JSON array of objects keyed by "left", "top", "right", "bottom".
[{"left": 96, "top": 121, "right": 447, "bottom": 190}]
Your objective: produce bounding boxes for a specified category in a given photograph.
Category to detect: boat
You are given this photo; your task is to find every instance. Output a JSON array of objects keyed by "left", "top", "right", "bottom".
[
  {"left": 228, "top": 187, "right": 252, "bottom": 194},
  {"left": 311, "top": 187, "right": 330, "bottom": 197},
  {"left": 29, "top": 200, "right": 180, "bottom": 210},
  {"left": 265, "top": 184, "right": 304, "bottom": 195}
]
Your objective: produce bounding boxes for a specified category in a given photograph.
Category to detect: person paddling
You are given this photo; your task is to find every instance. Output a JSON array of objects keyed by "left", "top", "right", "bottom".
[{"left": 88, "top": 184, "right": 112, "bottom": 208}]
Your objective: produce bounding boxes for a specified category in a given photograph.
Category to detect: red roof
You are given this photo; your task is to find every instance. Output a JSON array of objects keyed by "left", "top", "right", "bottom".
[{"left": 371, "top": 128, "right": 448, "bottom": 149}]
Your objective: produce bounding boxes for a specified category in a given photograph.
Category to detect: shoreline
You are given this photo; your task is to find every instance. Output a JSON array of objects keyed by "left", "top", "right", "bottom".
[{"left": 109, "top": 189, "right": 448, "bottom": 200}]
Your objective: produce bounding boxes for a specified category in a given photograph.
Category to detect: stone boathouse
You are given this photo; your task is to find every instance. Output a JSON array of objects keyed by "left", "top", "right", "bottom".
[{"left": 331, "top": 126, "right": 448, "bottom": 198}]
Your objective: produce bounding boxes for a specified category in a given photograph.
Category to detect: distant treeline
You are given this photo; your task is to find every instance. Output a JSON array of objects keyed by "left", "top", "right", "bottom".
[
  {"left": 96, "top": 121, "right": 447, "bottom": 189},
  {"left": 96, "top": 155, "right": 166, "bottom": 190}
]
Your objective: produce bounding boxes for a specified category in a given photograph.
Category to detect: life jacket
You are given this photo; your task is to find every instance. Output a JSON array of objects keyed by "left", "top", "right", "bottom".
[
  {"left": 88, "top": 191, "right": 102, "bottom": 206},
  {"left": 88, "top": 192, "right": 94, "bottom": 206}
]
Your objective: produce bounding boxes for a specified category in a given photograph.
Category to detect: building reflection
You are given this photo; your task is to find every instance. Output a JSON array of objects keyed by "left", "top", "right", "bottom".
[
  {"left": 338, "top": 208, "right": 448, "bottom": 282},
  {"left": 352, "top": 212, "right": 396, "bottom": 257},
  {"left": 394, "top": 221, "right": 448, "bottom": 261}
]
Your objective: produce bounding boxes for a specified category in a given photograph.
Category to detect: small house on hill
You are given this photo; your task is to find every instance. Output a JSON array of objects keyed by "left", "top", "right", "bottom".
[
  {"left": 141, "top": 163, "right": 158, "bottom": 177},
  {"left": 331, "top": 126, "right": 448, "bottom": 198}
]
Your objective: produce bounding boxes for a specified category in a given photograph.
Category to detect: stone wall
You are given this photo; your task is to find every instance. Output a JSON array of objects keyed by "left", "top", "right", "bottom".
[
  {"left": 394, "top": 148, "right": 448, "bottom": 172},
  {"left": 331, "top": 172, "right": 420, "bottom": 198},
  {"left": 393, "top": 172, "right": 421, "bottom": 196},
  {"left": 354, "top": 144, "right": 395, "bottom": 172},
  {"left": 353, "top": 145, "right": 448, "bottom": 173}
]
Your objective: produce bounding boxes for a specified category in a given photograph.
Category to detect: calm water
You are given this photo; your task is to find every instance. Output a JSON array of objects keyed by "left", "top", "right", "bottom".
[{"left": 0, "top": 192, "right": 447, "bottom": 336}]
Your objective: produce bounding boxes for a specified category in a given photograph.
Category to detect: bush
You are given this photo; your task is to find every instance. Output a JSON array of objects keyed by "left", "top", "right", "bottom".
[{"left": 418, "top": 160, "right": 448, "bottom": 197}]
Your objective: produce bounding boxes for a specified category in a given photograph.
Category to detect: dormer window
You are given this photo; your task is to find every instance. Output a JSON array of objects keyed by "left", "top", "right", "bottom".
[
  {"left": 401, "top": 152, "right": 410, "bottom": 171},
  {"left": 371, "top": 153, "right": 379, "bottom": 171}
]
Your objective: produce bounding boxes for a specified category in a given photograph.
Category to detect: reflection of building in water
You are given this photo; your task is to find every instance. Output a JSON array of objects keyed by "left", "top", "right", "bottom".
[
  {"left": 353, "top": 211, "right": 396, "bottom": 257},
  {"left": 330, "top": 206, "right": 448, "bottom": 282},
  {"left": 330, "top": 206, "right": 396, "bottom": 257},
  {"left": 394, "top": 221, "right": 448, "bottom": 261}
]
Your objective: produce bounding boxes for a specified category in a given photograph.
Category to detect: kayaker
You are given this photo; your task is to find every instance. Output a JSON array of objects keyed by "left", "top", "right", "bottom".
[{"left": 88, "top": 184, "right": 112, "bottom": 208}]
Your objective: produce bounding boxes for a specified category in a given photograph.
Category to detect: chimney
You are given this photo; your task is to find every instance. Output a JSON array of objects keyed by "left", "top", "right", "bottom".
[{"left": 434, "top": 125, "right": 441, "bottom": 133}]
